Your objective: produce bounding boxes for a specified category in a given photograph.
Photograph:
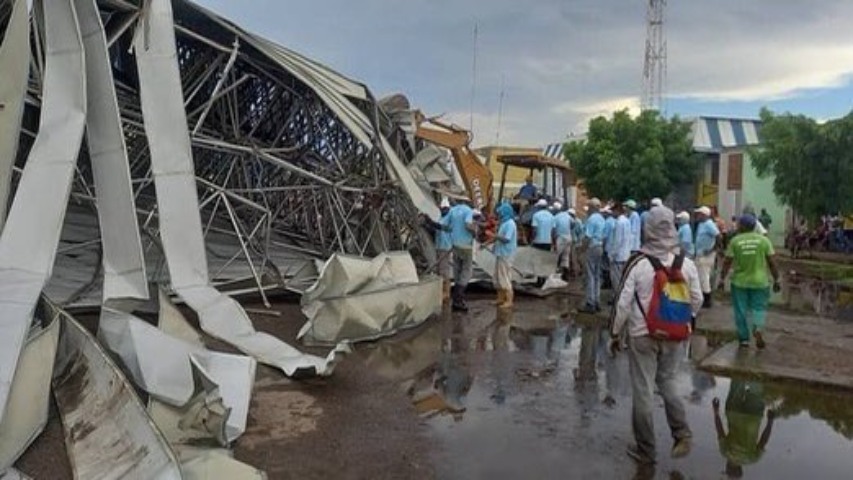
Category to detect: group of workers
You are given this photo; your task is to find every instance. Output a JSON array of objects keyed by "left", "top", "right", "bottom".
[
  {"left": 428, "top": 191, "right": 782, "bottom": 467},
  {"left": 426, "top": 189, "right": 587, "bottom": 312},
  {"left": 426, "top": 196, "right": 521, "bottom": 312}
]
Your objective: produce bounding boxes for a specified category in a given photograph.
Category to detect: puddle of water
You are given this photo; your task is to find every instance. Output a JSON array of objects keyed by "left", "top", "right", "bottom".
[
  {"left": 773, "top": 269, "right": 853, "bottom": 322},
  {"left": 354, "top": 302, "right": 853, "bottom": 479}
]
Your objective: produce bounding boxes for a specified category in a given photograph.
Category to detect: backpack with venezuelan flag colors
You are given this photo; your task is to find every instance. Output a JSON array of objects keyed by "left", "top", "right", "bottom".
[{"left": 634, "top": 254, "right": 692, "bottom": 341}]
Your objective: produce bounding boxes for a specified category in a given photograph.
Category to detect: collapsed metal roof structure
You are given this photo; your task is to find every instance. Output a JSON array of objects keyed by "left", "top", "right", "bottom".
[
  {"left": 21, "top": 0, "right": 439, "bottom": 306},
  {"left": 0, "top": 0, "right": 445, "bottom": 476}
]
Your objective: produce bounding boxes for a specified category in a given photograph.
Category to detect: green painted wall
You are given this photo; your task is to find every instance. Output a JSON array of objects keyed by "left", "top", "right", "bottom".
[{"left": 742, "top": 152, "right": 788, "bottom": 246}]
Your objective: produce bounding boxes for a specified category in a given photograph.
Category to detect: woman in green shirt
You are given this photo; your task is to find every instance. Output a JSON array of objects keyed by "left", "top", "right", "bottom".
[{"left": 718, "top": 214, "right": 781, "bottom": 349}]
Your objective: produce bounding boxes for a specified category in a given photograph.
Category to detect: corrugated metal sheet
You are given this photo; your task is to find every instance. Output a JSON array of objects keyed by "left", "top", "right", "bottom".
[{"left": 692, "top": 116, "right": 761, "bottom": 153}]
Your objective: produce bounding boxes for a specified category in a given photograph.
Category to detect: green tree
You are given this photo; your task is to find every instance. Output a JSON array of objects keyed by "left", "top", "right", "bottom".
[
  {"left": 750, "top": 108, "right": 853, "bottom": 223},
  {"left": 564, "top": 109, "right": 698, "bottom": 201}
]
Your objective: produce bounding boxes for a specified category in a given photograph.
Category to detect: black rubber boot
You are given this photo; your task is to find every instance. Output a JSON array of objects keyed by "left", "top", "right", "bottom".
[
  {"left": 452, "top": 285, "right": 468, "bottom": 312},
  {"left": 701, "top": 292, "right": 712, "bottom": 309}
]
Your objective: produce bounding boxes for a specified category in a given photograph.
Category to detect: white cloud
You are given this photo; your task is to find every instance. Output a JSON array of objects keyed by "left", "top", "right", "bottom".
[{"left": 197, "top": 0, "right": 853, "bottom": 147}]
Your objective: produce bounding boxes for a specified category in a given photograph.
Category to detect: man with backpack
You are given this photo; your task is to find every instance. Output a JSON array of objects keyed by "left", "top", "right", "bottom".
[{"left": 608, "top": 206, "right": 704, "bottom": 466}]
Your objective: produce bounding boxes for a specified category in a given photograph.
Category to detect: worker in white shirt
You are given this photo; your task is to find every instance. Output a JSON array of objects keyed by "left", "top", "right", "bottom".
[{"left": 608, "top": 206, "right": 704, "bottom": 466}]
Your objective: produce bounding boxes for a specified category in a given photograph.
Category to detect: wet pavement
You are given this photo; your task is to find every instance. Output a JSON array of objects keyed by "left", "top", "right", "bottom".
[
  {"left": 353, "top": 296, "right": 853, "bottom": 479},
  {"left": 15, "top": 292, "right": 853, "bottom": 479}
]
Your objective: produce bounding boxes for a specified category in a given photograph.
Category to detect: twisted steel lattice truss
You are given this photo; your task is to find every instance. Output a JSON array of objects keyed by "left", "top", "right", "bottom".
[{"left": 13, "top": 0, "right": 434, "bottom": 306}]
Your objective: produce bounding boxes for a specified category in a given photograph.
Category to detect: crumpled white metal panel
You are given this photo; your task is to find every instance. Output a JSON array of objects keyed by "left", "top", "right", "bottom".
[
  {"left": 299, "top": 252, "right": 442, "bottom": 346},
  {"left": 0, "top": 308, "right": 59, "bottom": 473},
  {"left": 75, "top": 0, "right": 149, "bottom": 302},
  {"left": 0, "top": 0, "right": 87, "bottom": 423},
  {"left": 0, "top": 468, "right": 31, "bottom": 480},
  {"left": 0, "top": 0, "right": 28, "bottom": 232},
  {"left": 134, "top": 0, "right": 347, "bottom": 378},
  {"left": 53, "top": 313, "right": 182, "bottom": 480},
  {"left": 98, "top": 290, "right": 255, "bottom": 443},
  {"left": 177, "top": 448, "right": 266, "bottom": 480},
  {"left": 474, "top": 245, "right": 558, "bottom": 283}
]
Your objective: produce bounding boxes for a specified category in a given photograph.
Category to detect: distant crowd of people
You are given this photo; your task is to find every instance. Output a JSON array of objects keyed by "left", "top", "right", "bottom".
[{"left": 787, "top": 212, "right": 853, "bottom": 256}]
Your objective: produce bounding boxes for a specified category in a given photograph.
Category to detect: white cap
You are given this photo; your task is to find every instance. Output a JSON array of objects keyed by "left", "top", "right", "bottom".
[
  {"left": 552, "top": 202, "right": 562, "bottom": 210},
  {"left": 568, "top": 208, "right": 577, "bottom": 215},
  {"left": 694, "top": 206, "right": 711, "bottom": 216},
  {"left": 651, "top": 198, "right": 663, "bottom": 207},
  {"left": 440, "top": 198, "right": 450, "bottom": 208},
  {"left": 535, "top": 199, "right": 548, "bottom": 207},
  {"left": 676, "top": 211, "right": 691, "bottom": 221}
]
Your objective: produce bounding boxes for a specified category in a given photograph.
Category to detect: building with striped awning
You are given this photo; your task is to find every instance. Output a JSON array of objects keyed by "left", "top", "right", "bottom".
[
  {"left": 692, "top": 116, "right": 761, "bottom": 153},
  {"left": 689, "top": 116, "right": 787, "bottom": 245}
]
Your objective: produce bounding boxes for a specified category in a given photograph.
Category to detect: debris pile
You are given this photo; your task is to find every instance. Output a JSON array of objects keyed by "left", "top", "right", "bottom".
[{"left": 0, "top": 0, "right": 443, "bottom": 476}]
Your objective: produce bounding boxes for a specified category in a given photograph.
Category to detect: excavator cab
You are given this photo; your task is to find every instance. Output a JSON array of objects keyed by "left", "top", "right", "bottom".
[{"left": 494, "top": 153, "right": 575, "bottom": 245}]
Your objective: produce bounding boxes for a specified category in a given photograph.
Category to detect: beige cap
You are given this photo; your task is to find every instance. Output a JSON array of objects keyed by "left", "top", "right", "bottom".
[{"left": 694, "top": 206, "right": 711, "bottom": 216}]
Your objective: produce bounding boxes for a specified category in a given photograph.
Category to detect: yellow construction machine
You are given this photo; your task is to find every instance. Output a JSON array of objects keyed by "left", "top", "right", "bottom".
[{"left": 414, "top": 114, "right": 494, "bottom": 215}]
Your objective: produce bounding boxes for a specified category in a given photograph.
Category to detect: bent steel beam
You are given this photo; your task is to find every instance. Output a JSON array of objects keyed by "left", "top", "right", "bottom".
[
  {"left": 133, "top": 0, "right": 347, "bottom": 377},
  {"left": 0, "top": 0, "right": 86, "bottom": 423}
]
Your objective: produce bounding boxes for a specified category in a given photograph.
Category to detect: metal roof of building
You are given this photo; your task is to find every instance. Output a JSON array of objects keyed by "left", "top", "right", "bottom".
[{"left": 691, "top": 116, "right": 762, "bottom": 153}]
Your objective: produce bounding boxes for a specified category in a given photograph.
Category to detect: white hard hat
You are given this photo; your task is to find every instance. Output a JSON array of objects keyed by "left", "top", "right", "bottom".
[
  {"left": 552, "top": 202, "right": 562, "bottom": 210},
  {"left": 677, "top": 211, "right": 691, "bottom": 221},
  {"left": 535, "top": 199, "right": 548, "bottom": 207},
  {"left": 568, "top": 208, "right": 577, "bottom": 216},
  {"left": 651, "top": 198, "right": 663, "bottom": 207},
  {"left": 694, "top": 206, "right": 712, "bottom": 216},
  {"left": 440, "top": 198, "right": 450, "bottom": 208}
]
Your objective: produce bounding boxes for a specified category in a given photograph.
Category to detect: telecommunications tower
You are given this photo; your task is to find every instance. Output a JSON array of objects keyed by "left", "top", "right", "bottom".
[{"left": 641, "top": 0, "right": 667, "bottom": 112}]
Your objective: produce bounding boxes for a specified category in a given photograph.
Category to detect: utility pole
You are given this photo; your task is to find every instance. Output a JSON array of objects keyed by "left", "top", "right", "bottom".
[
  {"left": 494, "top": 75, "right": 505, "bottom": 145},
  {"left": 642, "top": 0, "right": 667, "bottom": 112},
  {"left": 469, "top": 21, "right": 478, "bottom": 133}
]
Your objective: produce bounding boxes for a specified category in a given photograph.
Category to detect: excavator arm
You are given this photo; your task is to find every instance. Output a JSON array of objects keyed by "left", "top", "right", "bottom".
[{"left": 415, "top": 116, "right": 494, "bottom": 214}]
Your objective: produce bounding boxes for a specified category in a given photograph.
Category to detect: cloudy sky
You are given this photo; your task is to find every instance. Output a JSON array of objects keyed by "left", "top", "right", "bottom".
[{"left": 197, "top": 0, "right": 853, "bottom": 147}]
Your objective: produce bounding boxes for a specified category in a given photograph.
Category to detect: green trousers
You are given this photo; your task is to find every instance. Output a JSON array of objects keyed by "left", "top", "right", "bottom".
[{"left": 730, "top": 285, "right": 770, "bottom": 342}]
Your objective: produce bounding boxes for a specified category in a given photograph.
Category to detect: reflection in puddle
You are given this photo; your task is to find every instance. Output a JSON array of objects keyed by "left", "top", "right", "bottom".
[
  {"left": 354, "top": 302, "right": 853, "bottom": 478},
  {"left": 776, "top": 268, "right": 853, "bottom": 322},
  {"left": 713, "top": 380, "right": 774, "bottom": 477}
]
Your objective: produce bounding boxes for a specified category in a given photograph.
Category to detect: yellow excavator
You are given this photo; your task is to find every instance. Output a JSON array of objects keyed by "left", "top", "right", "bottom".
[{"left": 413, "top": 113, "right": 494, "bottom": 215}]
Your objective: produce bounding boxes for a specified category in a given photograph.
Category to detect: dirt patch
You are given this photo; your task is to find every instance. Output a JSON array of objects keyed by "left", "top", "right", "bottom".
[{"left": 239, "top": 374, "right": 323, "bottom": 449}]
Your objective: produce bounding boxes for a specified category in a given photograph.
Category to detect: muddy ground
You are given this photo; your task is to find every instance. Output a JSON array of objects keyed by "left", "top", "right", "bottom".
[{"left": 14, "top": 280, "right": 853, "bottom": 479}]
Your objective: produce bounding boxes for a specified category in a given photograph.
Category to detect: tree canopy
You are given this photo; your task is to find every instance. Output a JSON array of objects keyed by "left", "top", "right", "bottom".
[
  {"left": 564, "top": 109, "right": 698, "bottom": 201},
  {"left": 750, "top": 108, "right": 853, "bottom": 222}
]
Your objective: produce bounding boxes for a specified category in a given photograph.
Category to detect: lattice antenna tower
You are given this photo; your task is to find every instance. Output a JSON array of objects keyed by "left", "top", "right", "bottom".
[{"left": 642, "top": 0, "right": 667, "bottom": 112}]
